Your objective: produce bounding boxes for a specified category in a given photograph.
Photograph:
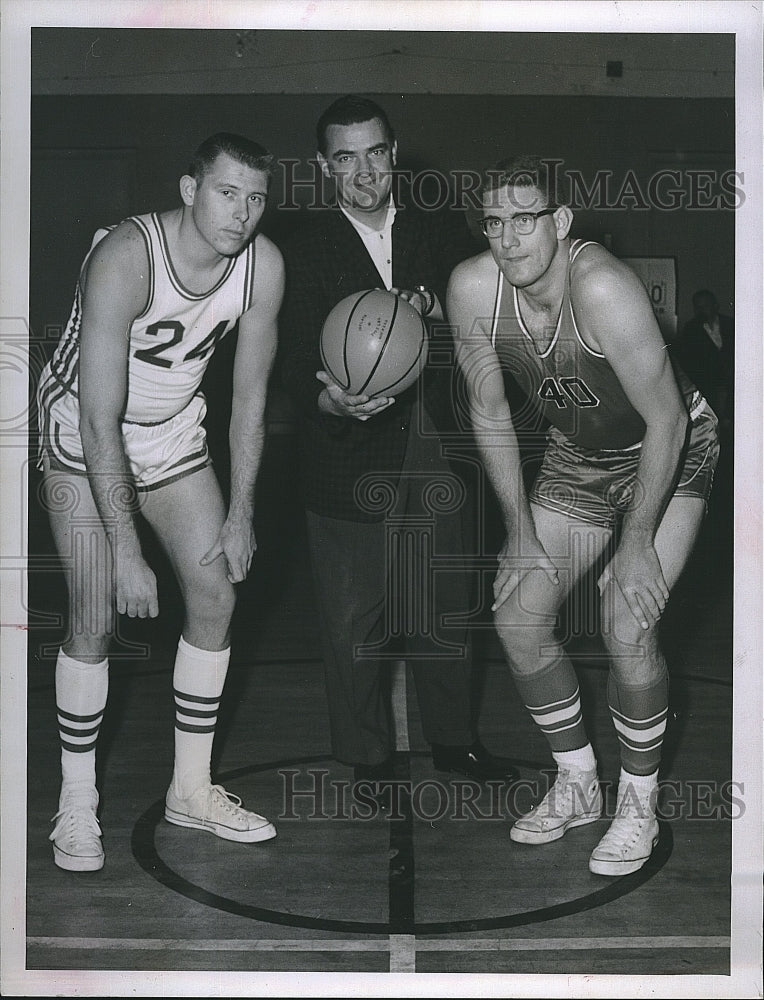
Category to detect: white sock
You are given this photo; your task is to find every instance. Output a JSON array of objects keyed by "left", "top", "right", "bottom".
[
  {"left": 553, "top": 744, "right": 597, "bottom": 773},
  {"left": 170, "top": 636, "right": 230, "bottom": 798},
  {"left": 620, "top": 767, "right": 659, "bottom": 793},
  {"left": 617, "top": 767, "right": 659, "bottom": 817},
  {"left": 55, "top": 648, "right": 109, "bottom": 792}
]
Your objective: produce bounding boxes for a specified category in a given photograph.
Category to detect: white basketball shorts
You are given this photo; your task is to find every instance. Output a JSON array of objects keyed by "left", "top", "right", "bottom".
[{"left": 37, "top": 365, "right": 211, "bottom": 491}]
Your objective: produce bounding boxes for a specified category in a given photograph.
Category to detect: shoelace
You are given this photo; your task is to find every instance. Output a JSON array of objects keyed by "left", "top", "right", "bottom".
[
  {"left": 597, "top": 812, "right": 652, "bottom": 852},
  {"left": 50, "top": 802, "right": 102, "bottom": 843},
  {"left": 209, "top": 784, "right": 245, "bottom": 814},
  {"left": 534, "top": 770, "right": 588, "bottom": 816}
]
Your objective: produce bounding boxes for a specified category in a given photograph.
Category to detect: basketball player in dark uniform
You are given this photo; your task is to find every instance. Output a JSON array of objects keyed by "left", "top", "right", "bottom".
[
  {"left": 448, "top": 155, "right": 719, "bottom": 875},
  {"left": 37, "top": 134, "right": 284, "bottom": 870},
  {"left": 279, "top": 96, "right": 514, "bottom": 785}
]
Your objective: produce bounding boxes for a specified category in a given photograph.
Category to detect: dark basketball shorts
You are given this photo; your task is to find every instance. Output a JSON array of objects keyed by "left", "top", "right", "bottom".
[
  {"left": 37, "top": 366, "right": 211, "bottom": 491},
  {"left": 529, "top": 392, "right": 720, "bottom": 529}
]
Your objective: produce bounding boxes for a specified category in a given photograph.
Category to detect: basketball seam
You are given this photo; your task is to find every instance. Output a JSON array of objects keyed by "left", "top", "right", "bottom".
[
  {"left": 341, "top": 290, "right": 377, "bottom": 392},
  {"left": 378, "top": 326, "right": 426, "bottom": 395},
  {"left": 358, "top": 293, "right": 399, "bottom": 396},
  {"left": 322, "top": 290, "right": 425, "bottom": 398}
]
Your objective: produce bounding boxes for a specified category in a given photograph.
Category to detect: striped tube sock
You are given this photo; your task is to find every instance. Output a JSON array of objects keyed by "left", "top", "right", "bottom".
[
  {"left": 511, "top": 655, "right": 589, "bottom": 754},
  {"left": 55, "top": 648, "right": 109, "bottom": 790},
  {"left": 170, "top": 636, "right": 230, "bottom": 799},
  {"left": 607, "top": 669, "right": 669, "bottom": 776}
]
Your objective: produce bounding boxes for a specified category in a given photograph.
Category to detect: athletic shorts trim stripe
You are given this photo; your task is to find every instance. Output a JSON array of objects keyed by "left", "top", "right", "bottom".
[
  {"left": 37, "top": 364, "right": 211, "bottom": 491},
  {"left": 50, "top": 287, "right": 82, "bottom": 389},
  {"left": 530, "top": 396, "right": 720, "bottom": 528}
]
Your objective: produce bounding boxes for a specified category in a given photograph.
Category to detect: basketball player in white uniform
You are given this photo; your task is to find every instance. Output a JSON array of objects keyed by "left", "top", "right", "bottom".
[
  {"left": 448, "top": 155, "right": 718, "bottom": 876},
  {"left": 37, "top": 133, "right": 284, "bottom": 870}
]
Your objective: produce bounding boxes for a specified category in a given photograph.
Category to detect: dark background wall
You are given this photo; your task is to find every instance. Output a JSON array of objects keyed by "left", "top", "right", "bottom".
[
  {"left": 30, "top": 29, "right": 736, "bottom": 349},
  {"left": 30, "top": 91, "right": 736, "bottom": 361}
]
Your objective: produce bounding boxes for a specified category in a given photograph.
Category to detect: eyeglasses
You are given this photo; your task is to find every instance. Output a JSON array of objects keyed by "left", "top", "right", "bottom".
[{"left": 480, "top": 208, "right": 556, "bottom": 238}]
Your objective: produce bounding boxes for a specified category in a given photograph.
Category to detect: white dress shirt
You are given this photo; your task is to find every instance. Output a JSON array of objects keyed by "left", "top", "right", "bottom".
[{"left": 339, "top": 197, "right": 397, "bottom": 290}]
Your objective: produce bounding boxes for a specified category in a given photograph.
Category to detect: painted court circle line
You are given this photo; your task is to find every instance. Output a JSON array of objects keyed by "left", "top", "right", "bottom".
[{"left": 131, "top": 753, "right": 672, "bottom": 935}]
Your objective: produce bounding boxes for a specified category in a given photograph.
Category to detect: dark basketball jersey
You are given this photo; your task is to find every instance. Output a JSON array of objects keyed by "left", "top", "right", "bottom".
[{"left": 490, "top": 239, "right": 693, "bottom": 451}]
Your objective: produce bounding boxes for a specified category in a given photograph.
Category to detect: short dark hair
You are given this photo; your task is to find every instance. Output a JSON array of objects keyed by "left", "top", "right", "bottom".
[
  {"left": 188, "top": 132, "right": 275, "bottom": 184},
  {"left": 316, "top": 95, "right": 395, "bottom": 155},
  {"left": 481, "top": 154, "right": 565, "bottom": 209}
]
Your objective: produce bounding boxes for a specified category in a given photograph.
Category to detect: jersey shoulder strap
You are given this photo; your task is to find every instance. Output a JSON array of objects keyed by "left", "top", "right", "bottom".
[
  {"left": 243, "top": 236, "right": 258, "bottom": 312},
  {"left": 569, "top": 238, "right": 601, "bottom": 263},
  {"left": 490, "top": 264, "right": 504, "bottom": 349}
]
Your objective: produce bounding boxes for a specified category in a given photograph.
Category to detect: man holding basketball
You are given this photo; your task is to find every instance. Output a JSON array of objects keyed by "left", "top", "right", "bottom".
[
  {"left": 37, "top": 133, "right": 283, "bottom": 870},
  {"left": 448, "top": 155, "right": 719, "bottom": 874},
  {"left": 279, "top": 95, "right": 512, "bottom": 785}
]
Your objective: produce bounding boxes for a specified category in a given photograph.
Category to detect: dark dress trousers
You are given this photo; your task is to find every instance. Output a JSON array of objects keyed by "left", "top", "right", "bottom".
[{"left": 278, "top": 197, "right": 482, "bottom": 766}]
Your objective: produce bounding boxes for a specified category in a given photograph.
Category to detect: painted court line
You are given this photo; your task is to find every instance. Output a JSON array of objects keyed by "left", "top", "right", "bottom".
[
  {"left": 28, "top": 935, "right": 729, "bottom": 952},
  {"left": 27, "top": 938, "right": 389, "bottom": 951},
  {"left": 388, "top": 933, "right": 417, "bottom": 972},
  {"left": 391, "top": 659, "right": 410, "bottom": 751},
  {"left": 417, "top": 936, "right": 731, "bottom": 951}
]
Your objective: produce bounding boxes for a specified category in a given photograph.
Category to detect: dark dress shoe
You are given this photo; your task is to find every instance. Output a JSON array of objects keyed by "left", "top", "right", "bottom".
[{"left": 431, "top": 741, "right": 518, "bottom": 782}]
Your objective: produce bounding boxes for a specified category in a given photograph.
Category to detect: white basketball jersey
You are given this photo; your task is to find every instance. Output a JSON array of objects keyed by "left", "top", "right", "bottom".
[{"left": 49, "top": 212, "right": 258, "bottom": 423}]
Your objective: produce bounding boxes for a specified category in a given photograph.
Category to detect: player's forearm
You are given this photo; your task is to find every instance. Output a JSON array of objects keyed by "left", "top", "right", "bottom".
[
  {"left": 459, "top": 338, "right": 535, "bottom": 540},
  {"left": 79, "top": 417, "right": 143, "bottom": 555},
  {"left": 484, "top": 447, "right": 536, "bottom": 542},
  {"left": 471, "top": 404, "right": 535, "bottom": 541},
  {"left": 620, "top": 414, "right": 688, "bottom": 545},
  {"left": 227, "top": 403, "right": 266, "bottom": 524}
]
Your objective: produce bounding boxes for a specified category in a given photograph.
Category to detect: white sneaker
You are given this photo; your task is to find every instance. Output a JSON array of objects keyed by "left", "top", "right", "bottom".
[
  {"left": 50, "top": 786, "right": 104, "bottom": 872},
  {"left": 589, "top": 781, "right": 659, "bottom": 876},
  {"left": 510, "top": 768, "right": 602, "bottom": 844},
  {"left": 165, "top": 783, "right": 276, "bottom": 843}
]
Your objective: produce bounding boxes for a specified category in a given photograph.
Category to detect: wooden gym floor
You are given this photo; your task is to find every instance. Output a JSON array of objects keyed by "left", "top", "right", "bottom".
[{"left": 12, "top": 417, "right": 755, "bottom": 995}]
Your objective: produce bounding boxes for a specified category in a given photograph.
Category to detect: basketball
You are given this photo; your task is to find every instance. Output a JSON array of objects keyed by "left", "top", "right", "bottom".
[{"left": 320, "top": 289, "right": 427, "bottom": 398}]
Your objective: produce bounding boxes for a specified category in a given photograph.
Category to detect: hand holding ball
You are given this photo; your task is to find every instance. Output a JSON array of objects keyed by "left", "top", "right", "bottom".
[{"left": 320, "top": 289, "right": 427, "bottom": 399}]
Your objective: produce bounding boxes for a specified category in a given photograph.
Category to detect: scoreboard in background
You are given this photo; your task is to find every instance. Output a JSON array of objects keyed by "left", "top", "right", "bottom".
[{"left": 622, "top": 256, "right": 678, "bottom": 342}]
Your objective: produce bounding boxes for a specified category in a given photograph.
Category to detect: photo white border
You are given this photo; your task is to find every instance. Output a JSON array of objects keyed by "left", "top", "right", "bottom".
[{"left": 2, "top": 2, "right": 761, "bottom": 997}]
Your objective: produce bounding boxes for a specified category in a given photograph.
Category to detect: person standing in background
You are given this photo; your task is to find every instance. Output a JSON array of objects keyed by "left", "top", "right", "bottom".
[{"left": 672, "top": 289, "right": 734, "bottom": 428}]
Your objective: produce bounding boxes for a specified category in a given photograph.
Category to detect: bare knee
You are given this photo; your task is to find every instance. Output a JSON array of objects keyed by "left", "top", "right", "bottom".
[
  {"left": 183, "top": 575, "right": 236, "bottom": 630},
  {"left": 493, "top": 592, "right": 561, "bottom": 673},
  {"left": 600, "top": 588, "right": 662, "bottom": 683}
]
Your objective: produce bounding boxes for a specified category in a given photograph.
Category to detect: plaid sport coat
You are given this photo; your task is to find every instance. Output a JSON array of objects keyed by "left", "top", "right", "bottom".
[{"left": 278, "top": 196, "right": 480, "bottom": 522}]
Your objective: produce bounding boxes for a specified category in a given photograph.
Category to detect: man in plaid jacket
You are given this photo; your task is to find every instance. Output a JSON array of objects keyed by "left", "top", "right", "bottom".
[{"left": 279, "top": 96, "right": 515, "bottom": 786}]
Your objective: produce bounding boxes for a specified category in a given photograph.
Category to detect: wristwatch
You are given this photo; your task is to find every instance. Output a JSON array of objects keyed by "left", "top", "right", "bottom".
[{"left": 414, "top": 285, "right": 435, "bottom": 317}]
